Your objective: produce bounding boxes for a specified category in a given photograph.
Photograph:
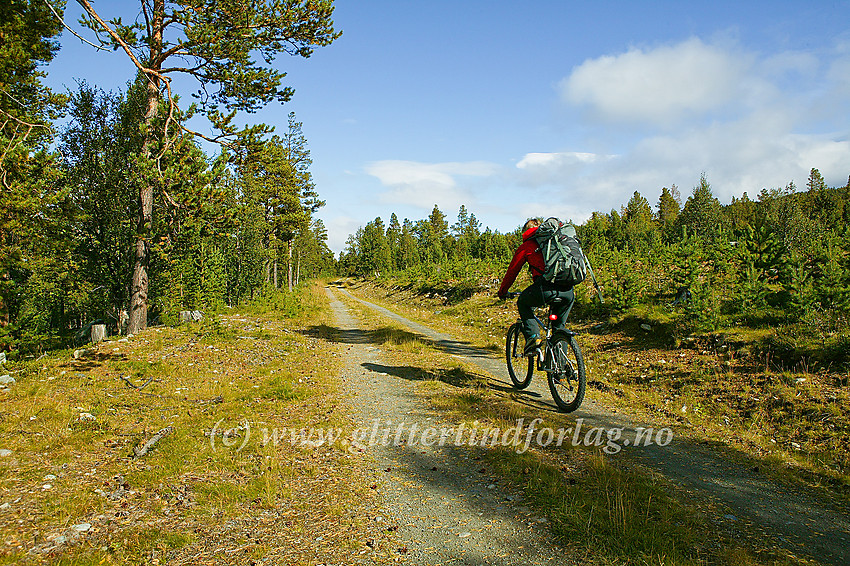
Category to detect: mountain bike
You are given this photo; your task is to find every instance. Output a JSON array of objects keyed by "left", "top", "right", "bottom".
[{"left": 504, "top": 292, "right": 586, "bottom": 412}]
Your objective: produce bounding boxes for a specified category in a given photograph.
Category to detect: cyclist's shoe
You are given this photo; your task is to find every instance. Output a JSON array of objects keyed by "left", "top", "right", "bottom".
[{"left": 523, "top": 335, "right": 542, "bottom": 356}]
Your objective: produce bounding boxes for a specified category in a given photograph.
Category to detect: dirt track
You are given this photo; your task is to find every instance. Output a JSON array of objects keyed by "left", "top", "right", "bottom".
[
  {"left": 326, "top": 287, "right": 572, "bottom": 565},
  {"left": 329, "top": 285, "right": 850, "bottom": 566}
]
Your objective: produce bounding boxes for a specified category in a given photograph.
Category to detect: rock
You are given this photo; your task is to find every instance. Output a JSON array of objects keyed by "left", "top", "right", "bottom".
[
  {"left": 724, "top": 514, "right": 737, "bottom": 521},
  {"left": 53, "top": 534, "right": 67, "bottom": 545},
  {"left": 78, "top": 413, "right": 96, "bottom": 422},
  {"left": 179, "top": 310, "right": 205, "bottom": 324},
  {"left": 0, "top": 449, "right": 11, "bottom": 457},
  {"left": 0, "top": 375, "right": 14, "bottom": 385},
  {"left": 42, "top": 484, "right": 53, "bottom": 490},
  {"left": 73, "top": 349, "right": 85, "bottom": 359},
  {"left": 794, "top": 377, "right": 806, "bottom": 384},
  {"left": 0, "top": 352, "right": 5, "bottom": 364},
  {"left": 71, "top": 523, "right": 91, "bottom": 533},
  {"left": 0, "top": 503, "right": 9, "bottom": 510},
  {"left": 43, "top": 474, "right": 57, "bottom": 481},
  {"left": 640, "top": 323, "right": 652, "bottom": 331}
]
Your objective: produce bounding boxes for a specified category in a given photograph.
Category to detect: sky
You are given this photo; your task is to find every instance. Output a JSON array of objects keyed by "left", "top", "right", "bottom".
[{"left": 44, "top": 1, "right": 850, "bottom": 254}]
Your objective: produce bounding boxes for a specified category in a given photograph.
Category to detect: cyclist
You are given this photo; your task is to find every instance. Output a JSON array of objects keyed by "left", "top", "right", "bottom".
[{"left": 497, "top": 218, "right": 575, "bottom": 356}]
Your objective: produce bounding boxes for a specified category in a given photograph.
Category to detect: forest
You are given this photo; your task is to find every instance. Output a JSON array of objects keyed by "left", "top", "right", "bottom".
[
  {"left": 0, "top": 0, "right": 338, "bottom": 354},
  {"left": 5, "top": 0, "right": 850, "bottom": 368},
  {"left": 340, "top": 171, "right": 850, "bottom": 366}
]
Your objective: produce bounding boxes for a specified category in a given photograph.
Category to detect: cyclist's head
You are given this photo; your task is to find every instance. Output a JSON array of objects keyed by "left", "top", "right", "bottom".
[{"left": 523, "top": 218, "right": 541, "bottom": 232}]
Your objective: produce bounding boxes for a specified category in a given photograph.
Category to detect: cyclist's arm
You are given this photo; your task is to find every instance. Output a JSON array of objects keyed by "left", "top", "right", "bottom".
[{"left": 497, "top": 244, "right": 531, "bottom": 298}]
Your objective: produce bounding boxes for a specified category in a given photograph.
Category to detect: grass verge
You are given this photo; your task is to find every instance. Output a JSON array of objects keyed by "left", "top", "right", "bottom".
[{"left": 0, "top": 282, "right": 393, "bottom": 565}]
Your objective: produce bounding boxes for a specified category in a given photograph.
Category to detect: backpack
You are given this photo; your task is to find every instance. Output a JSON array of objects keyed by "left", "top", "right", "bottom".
[{"left": 533, "top": 218, "right": 587, "bottom": 287}]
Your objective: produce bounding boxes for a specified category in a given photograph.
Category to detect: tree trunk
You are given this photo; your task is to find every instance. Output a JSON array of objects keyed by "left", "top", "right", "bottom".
[
  {"left": 287, "top": 240, "right": 293, "bottom": 292},
  {"left": 295, "top": 250, "right": 300, "bottom": 287},
  {"left": 0, "top": 272, "right": 8, "bottom": 328},
  {"left": 273, "top": 257, "right": 278, "bottom": 288},
  {"left": 126, "top": 0, "right": 164, "bottom": 335}
]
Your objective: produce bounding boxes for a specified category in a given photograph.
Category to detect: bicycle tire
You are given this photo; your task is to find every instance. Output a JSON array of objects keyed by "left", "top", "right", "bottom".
[
  {"left": 547, "top": 335, "right": 586, "bottom": 412},
  {"left": 505, "top": 323, "right": 533, "bottom": 389}
]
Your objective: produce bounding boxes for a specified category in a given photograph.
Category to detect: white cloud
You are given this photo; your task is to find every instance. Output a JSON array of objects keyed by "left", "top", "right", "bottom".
[
  {"left": 516, "top": 151, "right": 606, "bottom": 169},
  {"left": 520, "top": 37, "right": 850, "bottom": 221},
  {"left": 365, "top": 160, "right": 500, "bottom": 211},
  {"left": 323, "top": 215, "right": 363, "bottom": 255},
  {"left": 514, "top": 151, "right": 616, "bottom": 187},
  {"left": 560, "top": 37, "right": 755, "bottom": 126}
]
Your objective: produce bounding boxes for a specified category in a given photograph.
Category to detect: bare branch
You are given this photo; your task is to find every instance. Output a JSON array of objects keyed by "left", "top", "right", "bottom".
[
  {"left": 43, "top": 0, "right": 109, "bottom": 51},
  {"left": 177, "top": 122, "right": 238, "bottom": 150},
  {"left": 75, "top": 0, "right": 149, "bottom": 73},
  {"left": 162, "top": 189, "right": 183, "bottom": 209},
  {"left": 120, "top": 373, "right": 154, "bottom": 390},
  {"left": 132, "top": 426, "right": 172, "bottom": 458}
]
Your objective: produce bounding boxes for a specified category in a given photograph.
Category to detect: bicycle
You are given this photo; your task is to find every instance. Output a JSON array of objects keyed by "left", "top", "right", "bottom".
[{"left": 504, "top": 291, "right": 586, "bottom": 412}]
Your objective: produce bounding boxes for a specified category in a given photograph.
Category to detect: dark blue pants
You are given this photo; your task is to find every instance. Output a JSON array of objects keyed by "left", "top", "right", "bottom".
[{"left": 517, "top": 279, "right": 575, "bottom": 340}]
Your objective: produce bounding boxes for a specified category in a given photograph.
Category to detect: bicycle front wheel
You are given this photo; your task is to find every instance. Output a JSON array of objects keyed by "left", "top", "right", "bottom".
[
  {"left": 505, "top": 323, "right": 533, "bottom": 389},
  {"left": 547, "top": 335, "right": 586, "bottom": 412}
]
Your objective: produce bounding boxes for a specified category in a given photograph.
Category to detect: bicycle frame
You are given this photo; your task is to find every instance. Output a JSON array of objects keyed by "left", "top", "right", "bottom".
[
  {"left": 525, "top": 304, "right": 576, "bottom": 371},
  {"left": 504, "top": 291, "right": 587, "bottom": 412}
]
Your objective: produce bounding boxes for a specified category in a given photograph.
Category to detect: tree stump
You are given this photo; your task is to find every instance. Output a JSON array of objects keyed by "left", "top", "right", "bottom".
[{"left": 91, "top": 324, "right": 107, "bottom": 344}]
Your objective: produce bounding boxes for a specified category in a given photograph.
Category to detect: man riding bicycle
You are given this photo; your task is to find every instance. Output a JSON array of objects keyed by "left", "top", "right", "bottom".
[{"left": 497, "top": 218, "right": 575, "bottom": 356}]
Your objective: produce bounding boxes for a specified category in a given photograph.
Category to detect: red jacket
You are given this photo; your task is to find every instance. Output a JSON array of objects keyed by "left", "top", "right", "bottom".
[{"left": 498, "top": 226, "right": 545, "bottom": 298}]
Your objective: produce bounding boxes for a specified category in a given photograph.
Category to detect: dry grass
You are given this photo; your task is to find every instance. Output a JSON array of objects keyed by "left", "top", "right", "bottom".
[{"left": 0, "top": 283, "right": 394, "bottom": 565}]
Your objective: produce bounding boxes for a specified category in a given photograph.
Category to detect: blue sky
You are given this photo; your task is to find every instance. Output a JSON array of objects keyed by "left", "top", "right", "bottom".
[{"left": 45, "top": 1, "right": 850, "bottom": 253}]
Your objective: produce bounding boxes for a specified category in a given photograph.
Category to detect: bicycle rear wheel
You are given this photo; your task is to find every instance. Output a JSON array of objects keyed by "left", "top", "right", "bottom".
[
  {"left": 505, "top": 323, "right": 533, "bottom": 389},
  {"left": 547, "top": 335, "right": 586, "bottom": 412}
]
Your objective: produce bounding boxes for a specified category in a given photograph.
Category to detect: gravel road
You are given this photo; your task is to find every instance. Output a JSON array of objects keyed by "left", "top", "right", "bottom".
[
  {"left": 330, "top": 286, "right": 850, "bottom": 566},
  {"left": 325, "top": 287, "right": 575, "bottom": 565}
]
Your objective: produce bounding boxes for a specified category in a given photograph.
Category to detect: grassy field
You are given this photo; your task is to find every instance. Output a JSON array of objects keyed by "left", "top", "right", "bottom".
[
  {"left": 0, "top": 283, "right": 395, "bottom": 565},
  {"left": 334, "top": 283, "right": 814, "bottom": 566}
]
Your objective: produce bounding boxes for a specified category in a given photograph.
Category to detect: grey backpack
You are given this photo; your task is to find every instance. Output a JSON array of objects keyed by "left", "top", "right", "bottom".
[{"left": 533, "top": 218, "right": 587, "bottom": 287}]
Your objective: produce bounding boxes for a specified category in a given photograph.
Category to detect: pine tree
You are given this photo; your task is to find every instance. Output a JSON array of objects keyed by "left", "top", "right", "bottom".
[
  {"left": 623, "top": 191, "right": 656, "bottom": 250},
  {"left": 359, "top": 218, "right": 391, "bottom": 276},
  {"left": 424, "top": 205, "right": 449, "bottom": 263},
  {"left": 0, "top": 0, "right": 65, "bottom": 337},
  {"left": 76, "top": 0, "right": 340, "bottom": 332},
  {"left": 676, "top": 173, "right": 723, "bottom": 242},
  {"left": 399, "top": 219, "right": 419, "bottom": 269},
  {"left": 386, "top": 213, "right": 402, "bottom": 269},
  {"left": 656, "top": 185, "right": 681, "bottom": 241}
]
